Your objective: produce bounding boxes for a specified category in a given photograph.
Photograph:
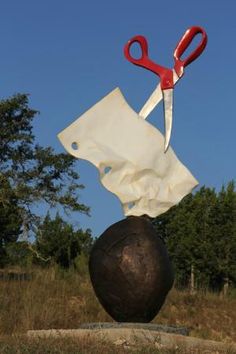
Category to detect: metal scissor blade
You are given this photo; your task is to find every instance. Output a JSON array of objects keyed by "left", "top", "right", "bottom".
[
  {"left": 163, "top": 89, "right": 173, "bottom": 152},
  {"left": 139, "top": 70, "right": 179, "bottom": 120},
  {"left": 139, "top": 83, "right": 163, "bottom": 119}
]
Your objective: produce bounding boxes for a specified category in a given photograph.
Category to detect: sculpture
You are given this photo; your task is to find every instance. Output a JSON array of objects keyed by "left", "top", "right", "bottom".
[{"left": 58, "top": 26, "right": 207, "bottom": 322}]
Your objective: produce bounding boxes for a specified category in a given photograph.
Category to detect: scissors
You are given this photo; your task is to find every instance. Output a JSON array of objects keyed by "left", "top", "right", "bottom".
[{"left": 124, "top": 26, "right": 207, "bottom": 152}]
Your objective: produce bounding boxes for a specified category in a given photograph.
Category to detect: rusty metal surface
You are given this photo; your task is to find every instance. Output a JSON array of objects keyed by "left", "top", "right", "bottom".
[{"left": 89, "top": 216, "right": 174, "bottom": 323}]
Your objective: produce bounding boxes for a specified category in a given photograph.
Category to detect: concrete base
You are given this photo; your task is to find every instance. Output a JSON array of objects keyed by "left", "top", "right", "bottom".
[
  {"left": 27, "top": 325, "right": 236, "bottom": 352},
  {"left": 79, "top": 322, "right": 189, "bottom": 336}
]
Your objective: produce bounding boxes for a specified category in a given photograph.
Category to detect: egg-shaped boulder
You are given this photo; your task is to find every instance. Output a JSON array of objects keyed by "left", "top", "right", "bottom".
[{"left": 89, "top": 216, "right": 174, "bottom": 322}]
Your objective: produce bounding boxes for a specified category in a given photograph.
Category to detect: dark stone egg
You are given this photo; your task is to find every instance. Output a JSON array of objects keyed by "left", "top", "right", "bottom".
[{"left": 89, "top": 216, "right": 174, "bottom": 323}]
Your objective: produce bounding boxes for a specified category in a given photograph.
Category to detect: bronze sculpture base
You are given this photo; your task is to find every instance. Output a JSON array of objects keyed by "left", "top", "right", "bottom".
[{"left": 89, "top": 216, "right": 174, "bottom": 322}]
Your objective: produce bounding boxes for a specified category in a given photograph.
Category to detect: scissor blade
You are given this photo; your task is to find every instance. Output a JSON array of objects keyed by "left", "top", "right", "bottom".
[
  {"left": 163, "top": 89, "right": 173, "bottom": 152},
  {"left": 139, "top": 83, "right": 163, "bottom": 119},
  {"left": 139, "top": 70, "right": 179, "bottom": 120}
]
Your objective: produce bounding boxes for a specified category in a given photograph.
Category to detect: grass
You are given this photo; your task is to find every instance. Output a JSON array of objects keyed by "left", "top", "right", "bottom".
[
  {"left": 0, "top": 266, "right": 235, "bottom": 353},
  {"left": 0, "top": 267, "right": 110, "bottom": 334},
  {"left": 155, "top": 288, "right": 236, "bottom": 343},
  {"left": 0, "top": 337, "right": 236, "bottom": 354},
  {"left": 0, "top": 335, "right": 190, "bottom": 354}
]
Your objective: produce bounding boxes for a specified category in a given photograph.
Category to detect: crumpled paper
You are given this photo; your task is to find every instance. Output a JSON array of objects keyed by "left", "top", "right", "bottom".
[{"left": 58, "top": 87, "right": 198, "bottom": 217}]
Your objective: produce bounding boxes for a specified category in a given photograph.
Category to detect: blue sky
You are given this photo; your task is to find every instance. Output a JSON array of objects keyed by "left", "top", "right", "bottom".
[{"left": 0, "top": 0, "right": 235, "bottom": 236}]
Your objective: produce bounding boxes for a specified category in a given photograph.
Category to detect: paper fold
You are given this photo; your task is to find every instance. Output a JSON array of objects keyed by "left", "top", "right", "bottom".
[{"left": 58, "top": 88, "right": 198, "bottom": 217}]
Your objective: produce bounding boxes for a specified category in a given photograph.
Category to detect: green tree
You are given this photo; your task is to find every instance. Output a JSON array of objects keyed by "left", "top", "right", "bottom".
[
  {"left": 154, "top": 193, "right": 199, "bottom": 287},
  {"left": 36, "top": 213, "right": 93, "bottom": 268},
  {"left": 4, "top": 241, "right": 34, "bottom": 267},
  {"left": 153, "top": 183, "right": 236, "bottom": 290},
  {"left": 0, "top": 175, "right": 22, "bottom": 266},
  {"left": 211, "top": 181, "right": 236, "bottom": 289},
  {"left": 0, "top": 93, "right": 90, "bottom": 267},
  {"left": 0, "top": 93, "right": 89, "bottom": 241}
]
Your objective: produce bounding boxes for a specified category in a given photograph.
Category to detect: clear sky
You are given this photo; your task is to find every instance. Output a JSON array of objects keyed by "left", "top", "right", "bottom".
[{"left": 0, "top": 0, "right": 235, "bottom": 237}]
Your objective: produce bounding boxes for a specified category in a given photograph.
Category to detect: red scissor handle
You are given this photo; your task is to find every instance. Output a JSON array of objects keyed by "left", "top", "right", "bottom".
[
  {"left": 174, "top": 26, "right": 208, "bottom": 77},
  {"left": 124, "top": 35, "right": 173, "bottom": 90},
  {"left": 124, "top": 26, "right": 207, "bottom": 89}
]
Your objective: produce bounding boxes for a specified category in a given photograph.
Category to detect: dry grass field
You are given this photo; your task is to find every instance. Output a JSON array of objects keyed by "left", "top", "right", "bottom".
[
  {"left": 0, "top": 336, "right": 196, "bottom": 354},
  {"left": 0, "top": 267, "right": 235, "bottom": 353}
]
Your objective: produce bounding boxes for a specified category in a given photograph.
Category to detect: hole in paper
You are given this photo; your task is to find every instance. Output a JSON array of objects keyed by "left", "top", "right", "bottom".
[
  {"left": 71, "top": 142, "right": 79, "bottom": 150},
  {"left": 128, "top": 202, "right": 135, "bottom": 209},
  {"left": 104, "top": 166, "right": 112, "bottom": 174}
]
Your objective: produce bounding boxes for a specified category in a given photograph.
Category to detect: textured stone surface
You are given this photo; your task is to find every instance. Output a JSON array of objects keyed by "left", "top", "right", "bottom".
[
  {"left": 79, "top": 322, "right": 189, "bottom": 336},
  {"left": 27, "top": 328, "right": 236, "bottom": 352},
  {"left": 89, "top": 216, "right": 174, "bottom": 322}
]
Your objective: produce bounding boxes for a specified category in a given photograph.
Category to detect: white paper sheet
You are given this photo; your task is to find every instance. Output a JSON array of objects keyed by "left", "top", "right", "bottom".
[{"left": 58, "top": 88, "right": 198, "bottom": 217}]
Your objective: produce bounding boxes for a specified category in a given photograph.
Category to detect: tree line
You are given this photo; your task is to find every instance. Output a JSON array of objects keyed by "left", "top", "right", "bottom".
[
  {"left": 153, "top": 181, "right": 236, "bottom": 291},
  {"left": 0, "top": 93, "right": 92, "bottom": 268},
  {"left": 0, "top": 93, "right": 235, "bottom": 293}
]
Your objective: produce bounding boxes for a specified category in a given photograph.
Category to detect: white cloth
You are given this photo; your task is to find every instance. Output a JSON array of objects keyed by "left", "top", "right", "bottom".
[{"left": 58, "top": 87, "right": 198, "bottom": 217}]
